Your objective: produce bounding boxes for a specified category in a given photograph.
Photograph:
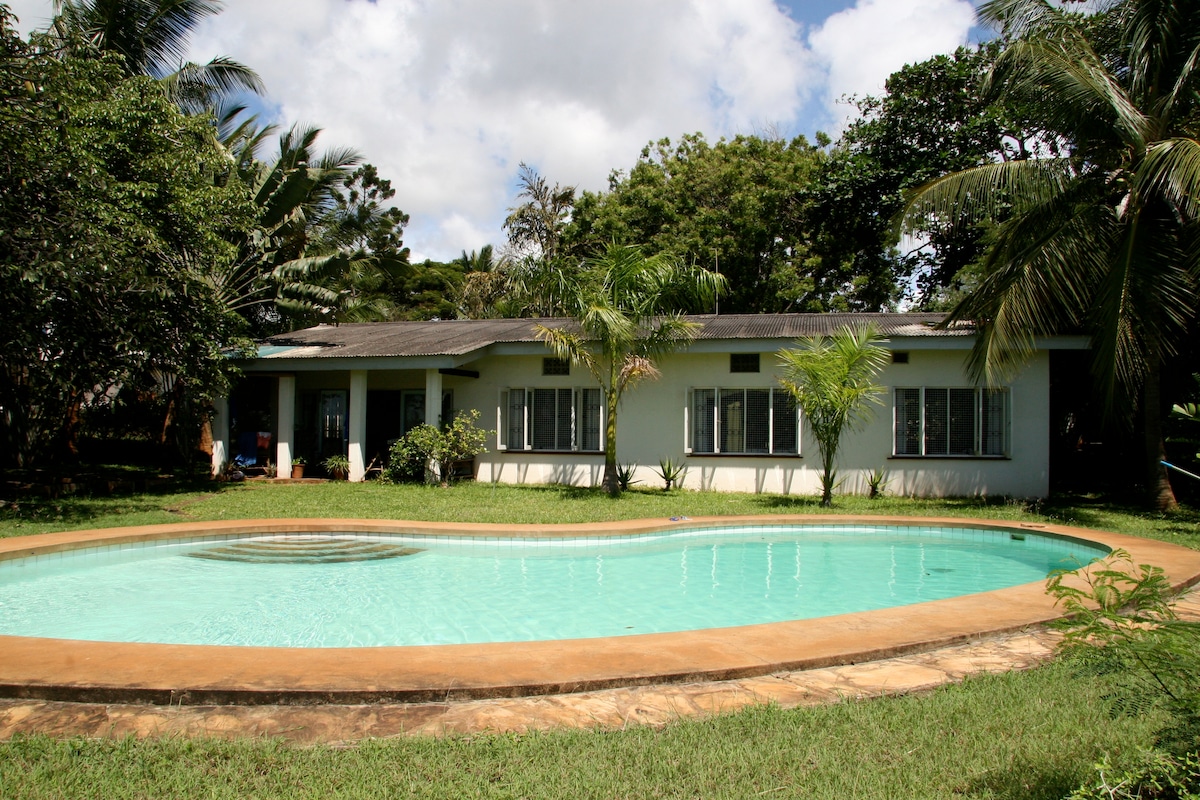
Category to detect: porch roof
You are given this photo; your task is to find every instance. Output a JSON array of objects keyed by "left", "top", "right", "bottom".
[{"left": 248, "top": 313, "right": 965, "bottom": 361}]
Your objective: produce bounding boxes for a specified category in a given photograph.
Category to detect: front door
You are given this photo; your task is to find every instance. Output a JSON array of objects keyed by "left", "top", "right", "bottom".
[{"left": 319, "top": 390, "right": 347, "bottom": 458}]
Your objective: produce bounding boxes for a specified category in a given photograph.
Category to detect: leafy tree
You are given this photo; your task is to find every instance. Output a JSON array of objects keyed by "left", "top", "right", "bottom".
[
  {"left": 777, "top": 326, "right": 889, "bottom": 506},
  {"left": 50, "top": 0, "right": 262, "bottom": 112},
  {"left": 899, "top": 0, "right": 1200, "bottom": 510},
  {"left": 390, "top": 258, "right": 463, "bottom": 321},
  {"left": 0, "top": 11, "right": 255, "bottom": 467},
  {"left": 807, "top": 44, "right": 1046, "bottom": 309},
  {"left": 534, "top": 243, "right": 724, "bottom": 495},
  {"left": 565, "top": 134, "right": 827, "bottom": 313}
]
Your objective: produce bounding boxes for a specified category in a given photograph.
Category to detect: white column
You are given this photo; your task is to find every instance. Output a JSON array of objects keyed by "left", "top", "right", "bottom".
[
  {"left": 210, "top": 395, "right": 229, "bottom": 476},
  {"left": 349, "top": 369, "right": 367, "bottom": 482},
  {"left": 425, "top": 369, "right": 443, "bottom": 427},
  {"left": 276, "top": 375, "right": 295, "bottom": 478}
]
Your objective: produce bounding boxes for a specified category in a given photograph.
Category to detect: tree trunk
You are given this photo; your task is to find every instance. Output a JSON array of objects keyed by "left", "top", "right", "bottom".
[
  {"left": 602, "top": 389, "right": 620, "bottom": 496},
  {"left": 1144, "top": 358, "right": 1177, "bottom": 511}
]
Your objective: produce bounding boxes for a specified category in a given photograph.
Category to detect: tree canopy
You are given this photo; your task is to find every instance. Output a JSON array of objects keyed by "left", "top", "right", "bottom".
[
  {"left": 1, "top": 9, "right": 255, "bottom": 467},
  {"left": 564, "top": 134, "right": 830, "bottom": 314},
  {"left": 901, "top": 0, "right": 1200, "bottom": 508}
]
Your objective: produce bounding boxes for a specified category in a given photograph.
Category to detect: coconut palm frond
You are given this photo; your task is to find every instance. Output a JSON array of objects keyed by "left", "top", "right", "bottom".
[
  {"left": 899, "top": 158, "right": 1074, "bottom": 236},
  {"left": 164, "top": 56, "right": 264, "bottom": 114},
  {"left": 1138, "top": 138, "right": 1200, "bottom": 222}
]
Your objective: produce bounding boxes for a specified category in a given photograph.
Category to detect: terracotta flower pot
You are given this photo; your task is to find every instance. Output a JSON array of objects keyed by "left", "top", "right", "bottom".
[{"left": 291, "top": 465, "right": 305, "bottom": 479}]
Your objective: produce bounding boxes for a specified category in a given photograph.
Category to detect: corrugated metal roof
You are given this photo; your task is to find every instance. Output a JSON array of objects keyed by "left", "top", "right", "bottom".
[{"left": 251, "top": 313, "right": 963, "bottom": 360}]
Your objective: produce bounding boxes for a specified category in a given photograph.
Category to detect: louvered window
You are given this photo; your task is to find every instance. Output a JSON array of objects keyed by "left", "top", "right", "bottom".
[
  {"left": 499, "top": 388, "right": 603, "bottom": 452},
  {"left": 893, "top": 387, "right": 1009, "bottom": 457},
  {"left": 688, "top": 388, "right": 799, "bottom": 455}
]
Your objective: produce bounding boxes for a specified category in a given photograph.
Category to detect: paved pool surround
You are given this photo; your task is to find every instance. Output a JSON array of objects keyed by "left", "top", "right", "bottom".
[{"left": 2, "top": 515, "right": 1199, "bottom": 707}]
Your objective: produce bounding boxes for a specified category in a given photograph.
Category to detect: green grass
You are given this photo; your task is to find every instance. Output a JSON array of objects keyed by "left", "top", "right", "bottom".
[
  {"left": 0, "top": 661, "right": 1167, "bottom": 799},
  {"left": 1, "top": 481, "right": 1197, "bottom": 798},
  {"left": 4, "top": 479, "right": 1199, "bottom": 546}
]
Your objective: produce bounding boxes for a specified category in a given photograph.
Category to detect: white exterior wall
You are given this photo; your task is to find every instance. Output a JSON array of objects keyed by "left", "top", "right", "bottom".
[{"left": 468, "top": 346, "right": 1052, "bottom": 498}]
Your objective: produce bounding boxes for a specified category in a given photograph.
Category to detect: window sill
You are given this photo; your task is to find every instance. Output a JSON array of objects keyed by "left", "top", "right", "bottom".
[
  {"left": 497, "top": 450, "right": 605, "bottom": 455},
  {"left": 687, "top": 453, "right": 802, "bottom": 459},
  {"left": 888, "top": 455, "right": 1011, "bottom": 461}
]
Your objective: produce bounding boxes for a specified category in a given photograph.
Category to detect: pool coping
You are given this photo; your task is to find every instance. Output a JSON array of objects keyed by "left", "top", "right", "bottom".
[{"left": 2, "top": 515, "right": 1198, "bottom": 706}]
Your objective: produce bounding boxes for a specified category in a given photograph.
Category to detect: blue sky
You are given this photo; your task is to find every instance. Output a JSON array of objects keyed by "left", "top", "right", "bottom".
[{"left": 8, "top": 0, "right": 983, "bottom": 261}]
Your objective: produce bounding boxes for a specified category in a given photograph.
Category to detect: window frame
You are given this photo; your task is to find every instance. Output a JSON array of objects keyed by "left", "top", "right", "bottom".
[
  {"left": 498, "top": 386, "right": 605, "bottom": 453},
  {"left": 892, "top": 386, "right": 1011, "bottom": 458},
  {"left": 685, "top": 387, "right": 800, "bottom": 456}
]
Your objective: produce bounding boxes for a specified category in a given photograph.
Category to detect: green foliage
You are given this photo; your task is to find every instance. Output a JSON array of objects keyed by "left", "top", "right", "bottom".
[
  {"left": 867, "top": 466, "right": 889, "bottom": 498},
  {"left": 1050, "top": 551, "right": 1200, "bottom": 755},
  {"left": 503, "top": 163, "right": 575, "bottom": 263},
  {"left": 434, "top": 409, "right": 490, "bottom": 483},
  {"left": 1050, "top": 550, "right": 1200, "bottom": 797},
  {"left": 1068, "top": 751, "right": 1200, "bottom": 800},
  {"left": 321, "top": 454, "right": 350, "bottom": 480},
  {"left": 0, "top": 12, "right": 256, "bottom": 468},
  {"left": 615, "top": 463, "right": 639, "bottom": 492},
  {"left": 778, "top": 326, "right": 889, "bottom": 506},
  {"left": 52, "top": 0, "right": 264, "bottom": 112},
  {"left": 381, "top": 411, "right": 489, "bottom": 485},
  {"left": 382, "top": 424, "right": 440, "bottom": 484},
  {"left": 652, "top": 457, "right": 686, "bottom": 491},
  {"left": 535, "top": 242, "right": 724, "bottom": 494},
  {"left": 564, "top": 133, "right": 827, "bottom": 313},
  {"left": 809, "top": 44, "right": 1044, "bottom": 310},
  {"left": 900, "top": 0, "right": 1200, "bottom": 509}
]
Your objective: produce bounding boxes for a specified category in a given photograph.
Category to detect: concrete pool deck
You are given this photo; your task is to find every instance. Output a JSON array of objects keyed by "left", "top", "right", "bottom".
[{"left": 1, "top": 515, "right": 1199, "bottom": 736}]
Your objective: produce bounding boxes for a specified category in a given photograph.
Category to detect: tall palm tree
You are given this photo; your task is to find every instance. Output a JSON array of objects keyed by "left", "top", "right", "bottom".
[
  {"left": 535, "top": 243, "right": 725, "bottom": 495},
  {"left": 900, "top": 0, "right": 1200, "bottom": 509},
  {"left": 503, "top": 163, "right": 575, "bottom": 262},
  {"left": 52, "top": 0, "right": 262, "bottom": 111},
  {"left": 778, "top": 327, "right": 889, "bottom": 506}
]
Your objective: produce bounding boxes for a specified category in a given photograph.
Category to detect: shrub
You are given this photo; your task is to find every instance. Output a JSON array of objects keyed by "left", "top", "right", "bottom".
[
  {"left": 382, "top": 425, "right": 440, "bottom": 484},
  {"left": 1050, "top": 553, "right": 1200, "bottom": 797},
  {"left": 381, "top": 410, "right": 490, "bottom": 485}
]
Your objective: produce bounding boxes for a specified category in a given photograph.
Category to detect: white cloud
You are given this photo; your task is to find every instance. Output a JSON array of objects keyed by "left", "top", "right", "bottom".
[
  {"left": 808, "top": 0, "right": 977, "bottom": 132},
  {"left": 182, "top": 0, "right": 817, "bottom": 260},
  {"left": 4, "top": 0, "right": 980, "bottom": 262}
]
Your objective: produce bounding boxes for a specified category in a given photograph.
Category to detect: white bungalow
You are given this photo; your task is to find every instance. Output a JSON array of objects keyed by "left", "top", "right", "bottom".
[{"left": 213, "top": 313, "right": 1088, "bottom": 497}]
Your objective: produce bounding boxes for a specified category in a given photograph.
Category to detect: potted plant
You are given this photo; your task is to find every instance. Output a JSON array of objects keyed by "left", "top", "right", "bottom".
[
  {"left": 290, "top": 457, "right": 306, "bottom": 479},
  {"left": 322, "top": 454, "right": 351, "bottom": 481}
]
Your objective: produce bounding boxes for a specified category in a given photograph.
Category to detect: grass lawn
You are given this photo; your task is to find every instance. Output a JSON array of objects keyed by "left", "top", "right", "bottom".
[{"left": 1, "top": 480, "right": 1197, "bottom": 799}]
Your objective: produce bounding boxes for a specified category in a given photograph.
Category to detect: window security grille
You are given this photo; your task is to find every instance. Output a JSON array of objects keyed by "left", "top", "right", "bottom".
[
  {"left": 542, "top": 357, "right": 570, "bottom": 376},
  {"left": 500, "top": 388, "right": 603, "bottom": 452},
  {"left": 893, "top": 387, "right": 1009, "bottom": 457},
  {"left": 689, "top": 388, "right": 798, "bottom": 455}
]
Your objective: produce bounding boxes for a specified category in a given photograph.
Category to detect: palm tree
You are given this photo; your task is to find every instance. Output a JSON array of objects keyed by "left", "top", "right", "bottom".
[
  {"left": 534, "top": 243, "right": 725, "bottom": 495},
  {"left": 503, "top": 163, "right": 575, "bottom": 262},
  {"left": 454, "top": 245, "right": 512, "bottom": 319},
  {"left": 202, "top": 124, "right": 368, "bottom": 331},
  {"left": 52, "top": 0, "right": 262, "bottom": 111},
  {"left": 778, "top": 326, "right": 889, "bottom": 506},
  {"left": 899, "top": 0, "right": 1200, "bottom": 509}
]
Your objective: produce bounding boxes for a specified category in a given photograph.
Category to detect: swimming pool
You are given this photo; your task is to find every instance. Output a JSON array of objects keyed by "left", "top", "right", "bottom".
[
  {"left": 0, "top": 522, "right": 1107, "bottom": 648},
  {"left": 3, "top": 516, "right": 1197, "bottom": 705}
]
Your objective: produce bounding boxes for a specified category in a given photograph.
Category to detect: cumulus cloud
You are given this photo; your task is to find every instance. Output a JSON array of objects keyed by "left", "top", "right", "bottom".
[
  {"left": 5, "top": 0, "right": 979, "bottom": 261},
  {"left": 808, "top": 0, "right": 977, "bottom": 132}
]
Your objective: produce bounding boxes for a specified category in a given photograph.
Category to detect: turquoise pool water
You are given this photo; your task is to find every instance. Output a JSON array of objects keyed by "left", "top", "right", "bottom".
[{"left": 0, "top": 525, "right": 1106, "bottom": 648}]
